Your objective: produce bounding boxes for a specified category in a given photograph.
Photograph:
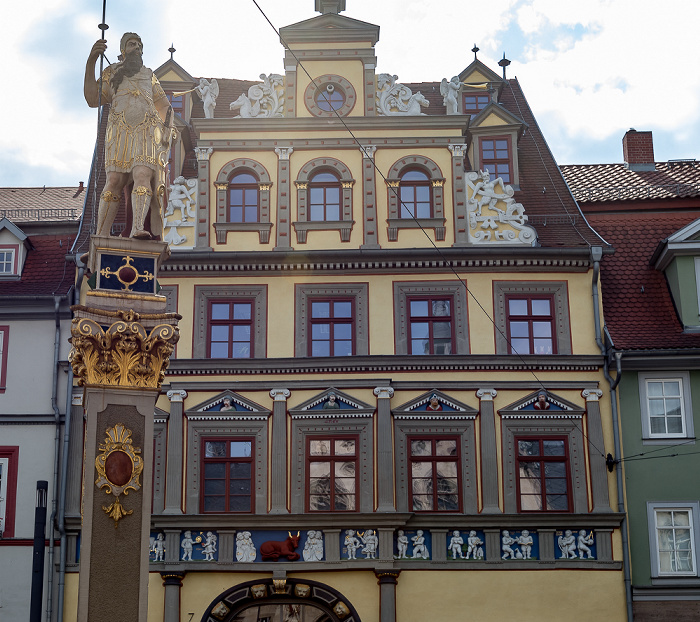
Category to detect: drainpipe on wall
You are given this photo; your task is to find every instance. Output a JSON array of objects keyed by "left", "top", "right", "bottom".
[{"left": 591, "top": 246, "right": 633, "bottom": 622}]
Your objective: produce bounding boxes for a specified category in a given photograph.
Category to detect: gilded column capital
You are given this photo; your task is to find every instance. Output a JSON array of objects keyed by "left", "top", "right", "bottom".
[
  {"left": 167, "top": 389, "right": 187, "bottom": 403},
  {"left": 214, "top": 182, "right": 228, "bottom": 191},
  {"left": 476, "top": 388, "right": 498, "bottom": 401},
  {"left": 69, "top": 308, "right": 179, "bottom": 390},
  {"left": 270, "top": 388, "right": 291, "bottom": 401},
  {"left": 373, "top": 386, "right": 394, "bottom": 399},
  {"left": 582, "top": 388, "right": 603, "bottom": 402}
]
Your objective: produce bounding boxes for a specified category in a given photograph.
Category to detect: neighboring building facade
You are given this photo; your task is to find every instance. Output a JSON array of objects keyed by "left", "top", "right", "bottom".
[
  {"left": 61, "top": 3, "right": 627, "bottom": 621},
  {"left": 563, "top": 130, "right": 700, "bottom": 621},
  {"left": 0, "top": 188, "right": 81, "bottom": 620}
]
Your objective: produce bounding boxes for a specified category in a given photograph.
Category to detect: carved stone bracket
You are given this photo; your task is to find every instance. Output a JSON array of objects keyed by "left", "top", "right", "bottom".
[{"left": 69, "top": 309, "right": 180, "bottom": 390}]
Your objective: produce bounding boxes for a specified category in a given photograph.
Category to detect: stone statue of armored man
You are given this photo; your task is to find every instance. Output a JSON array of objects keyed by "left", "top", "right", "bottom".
[{"left": 84, "top": 33, "right": 176, "bottom": 240}]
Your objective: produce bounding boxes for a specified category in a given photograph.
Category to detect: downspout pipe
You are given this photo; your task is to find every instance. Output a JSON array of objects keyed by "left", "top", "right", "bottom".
[
  {"left": 56, "top": 263, "right": 83, "bottom": 622},
  {"left": 591, "top": 247, "right": 632, "bottom": 621}
]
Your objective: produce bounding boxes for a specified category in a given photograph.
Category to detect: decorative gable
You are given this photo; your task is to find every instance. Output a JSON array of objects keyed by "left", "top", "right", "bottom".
[
  {"left": 187, "top": 392, "right": 270, "bottom": 420},
  {"left": 289, "top": 388, "right": 374, "bottom": 418},
  {"left": 499, "top": 391, "right": 585, "bottom": 419},
  {"left": 0, "top": 218, "right": 30, "bottom": 278},
  {"left": 393, "top": 390, "right": 478, "bottom": 419}
]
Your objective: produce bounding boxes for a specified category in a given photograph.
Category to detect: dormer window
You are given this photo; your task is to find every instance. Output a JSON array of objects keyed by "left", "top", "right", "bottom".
[
  {"left": 464, "top": 93, "right": 489, "bottom": 114},
  {"left": 0, "top": 247, "right": 17, "bottom": 275},
  {"left": 480, "top": 137, "right": 512, "bottom": 184}
]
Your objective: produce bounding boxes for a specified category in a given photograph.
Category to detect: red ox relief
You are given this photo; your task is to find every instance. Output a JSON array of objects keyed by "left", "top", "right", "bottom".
[{"left": 260, "top": 531, "right": 301, "bottom": 561}]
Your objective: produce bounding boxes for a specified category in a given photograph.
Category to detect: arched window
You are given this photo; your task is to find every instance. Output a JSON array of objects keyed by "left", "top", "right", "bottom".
[
  {"left": 228, "top": 172, "right": 259, "bottom": 223},
  {"left": 399, "top": 169, "right": 432, "bottom": 218},
  {"left": 309, "top": 171, "right": 341, "bottom": 221}
]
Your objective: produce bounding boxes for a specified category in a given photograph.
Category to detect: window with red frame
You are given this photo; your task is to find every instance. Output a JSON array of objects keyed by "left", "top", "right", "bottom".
[
  {"left": 0, "top": 248, "right": 16, "bottom": 274},
  {"left": 409, "top": 437, "right": 460, "bottom": 511},
  {"left": 480, "top": 137, "right": 512, "bottom": 184},
  {"left": 307, "top": 437, "right": 358, "bottom": 511},
  {"left": 201, "top": 438, "right": 254, "bottom": 512},
  {"left": 516, "top": 437, "right": 571, "bottom": 512},
  {"left": 229, "top": 172, "right": 259, "bottom": 223},
  {"left": 399, "top": 169, "right": 432, "bottom": 218},
  {"left": 0, "top": 326, "right": 8, "bottom": 392},
  {"left": 408, "top": 297, "right": 453, "bottom": 355},
  {"left": 208, "top": 300, "right": 254, "bottom": 359},
  {"left": 0, "top": 447, "right": 19, "bottom": 537},
  {"left": 464, "top": 93, "right": 490, "bottom": 114},
  {"left": 310, "top": 299, "right": 353, "bottom": 357},
  {"left": 167, "top": 92, "right": 184, "bottom": 117},
  {"left": 506, "top": 295, "right": 555, "bottom": 355},
  {"left": 309, "top": 172, "right": 341, "bottom": 221}
]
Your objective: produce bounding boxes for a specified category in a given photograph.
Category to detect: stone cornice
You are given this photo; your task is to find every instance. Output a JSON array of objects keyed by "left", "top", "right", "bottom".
[
  {"left": 161, "top": 247, "right": 593, "bottom": 276},
  {"left": 165, "top": 354, "right": 604, "bottom": 377}
]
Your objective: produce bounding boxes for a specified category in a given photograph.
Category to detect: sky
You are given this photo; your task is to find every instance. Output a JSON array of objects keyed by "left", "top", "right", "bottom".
[{"left": 3, "top": 0, "right": 700, "bottom": 188}]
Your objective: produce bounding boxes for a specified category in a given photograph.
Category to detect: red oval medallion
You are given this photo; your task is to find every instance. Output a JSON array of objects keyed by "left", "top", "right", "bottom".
[
  {"left": 118, "top": 266, "right": 137, "bottom": 284},
  {"left": 105, "top": 450, "right": 133, "bottom": 486}
]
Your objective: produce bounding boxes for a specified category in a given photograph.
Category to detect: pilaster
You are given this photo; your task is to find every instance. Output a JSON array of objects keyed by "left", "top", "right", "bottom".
[
  {"left": 163, "top": 390, "right": 186, "bottom": 515},
  {"left": 269, "top": 388, "right": 291, "bottom": 513},
  {"left": 449, "top": 144, "right": 469, "bottom": 246},
  {"left": 194, "top": 147, "right": 213, "bottom": 248},
  {"left": 274, "top": 148, "right": 294, "bottom": 250},
  {"left": 374, "top": 386, "right": 395, "bottom": 512},
  {"left": 160, "top": 572, "right": 185, "bottom": 622},
  {"left": 374, "top": 570, "right": 400, "bottom": 622},
  {"left": 477, "top": 388, "right": 501, "bottom": 513},
  {"left": 361, "top": 146, "right": 380, "bottom": 249},
  {"left": 582, "top": 389, "right": 613, "bottom": 512}
]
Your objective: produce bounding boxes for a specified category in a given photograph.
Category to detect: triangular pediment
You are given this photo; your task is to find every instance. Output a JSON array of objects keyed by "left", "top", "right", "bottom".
[
  {"left": 459, "top": 59, "right": 503, "bottom": 87},
  {"left": 154, "top": 406, "right": 169, "bottom": 423},
  {"left": 280, "top": 13, "right": 379, "bottom": 45},
  {"left": 289, "top": 388, "right": 374, "bottom": 418},
  {"left": 393, "top": 390, "right": 478, "bottom": 419},
  {"left": 154, "top": 59, "right": 195, "bottom": 84},
  {"left": 469, "top": 102, "right": 526, "bottom": 131},
  {"left": 652, "top": 216, "right": 700, "bottom": 270},
  {"left": 0, "top": 218, "right": 28, "bottom": 243},
  {"left": 499, "top": 391, "right": 585, "bottom": 419},
  {"left": 187, "top": 391, "right": 270, "bottom": 420}
]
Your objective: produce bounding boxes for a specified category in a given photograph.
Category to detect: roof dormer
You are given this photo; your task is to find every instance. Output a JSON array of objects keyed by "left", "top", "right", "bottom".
[{"left": 0, "top": 218, "right": 31, "bottom": 280}]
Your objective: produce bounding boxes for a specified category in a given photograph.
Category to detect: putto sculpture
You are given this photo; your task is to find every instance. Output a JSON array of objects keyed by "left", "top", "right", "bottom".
[{"left": 84, "top": 33, "right": 176, "bottom": 240}]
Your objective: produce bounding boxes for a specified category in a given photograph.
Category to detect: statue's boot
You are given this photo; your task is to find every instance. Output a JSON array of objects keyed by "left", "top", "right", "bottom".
[
  {"left": 95, "top": 190, "right": 121, "bottom": 237},
  {"left": 130, "top": 185, "right": 153, "bottom": 239}
]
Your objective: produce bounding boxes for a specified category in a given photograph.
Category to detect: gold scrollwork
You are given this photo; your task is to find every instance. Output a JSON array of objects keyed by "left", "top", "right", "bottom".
[
  {"left": 69, "top": 313, "right": 179, "bottom": 389},
  {"left": 95, "top": 423, "right": 144, "bottom": 527},
  {"left": 99, "top": 255, "right": 154, "bottom": 292}
]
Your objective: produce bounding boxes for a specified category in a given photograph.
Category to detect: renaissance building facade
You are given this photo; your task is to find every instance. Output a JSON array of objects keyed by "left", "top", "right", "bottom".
[{"left": 60, "top": 2, "right": 627, "bottom": 620}]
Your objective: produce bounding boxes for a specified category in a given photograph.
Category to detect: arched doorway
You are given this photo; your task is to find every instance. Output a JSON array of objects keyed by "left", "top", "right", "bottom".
[{"left": 201, "top": 578, "right": 362, "bottom": 622}]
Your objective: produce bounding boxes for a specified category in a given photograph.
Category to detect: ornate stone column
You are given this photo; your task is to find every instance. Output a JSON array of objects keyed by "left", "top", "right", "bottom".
[
  {"left": 374, "top": 387, "right": 395, "bottom": 512},
  {"left": 194, "top": 147, "right": 213, "bottom": 249},
  {"left": 477, "top": 388, "right": 501, "bottom": 514},
  {"left": 361, "top": 146, "right": 380, "bottom": 249},
  {"left": 582, "top": 389, "right": 613, "bottom": 512},
  {"left": 374, "top": 570, "right": 400, "bottom": 622},
  {"left": 449, "top": 144, "right": 469, "bottom": 246},
  {"left": 274, "top": 148, "right": 294, "bottom": 251},
  {"left": 269, "top": 388, "right": 290, "bottom": 513},
  {"left": 160, "top": 572, "right": 185, "bottom": 622},
  {"left": 70, "top": 237, "right": 179, "bottom": 622},
  {"left": 163, "top": 390, "right": 186, "bottom": 514}
]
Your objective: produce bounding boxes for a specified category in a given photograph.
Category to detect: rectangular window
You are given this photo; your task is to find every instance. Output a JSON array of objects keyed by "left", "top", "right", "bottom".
[
  {"left": 464, "top": 93, "right": 490, "bottom": 114},
  {"left": 208, "top": 300, "right": 253, "bottom": 359},
  {"left": 0, "top": 249, "right": 15, "bottom": 274},
  {"left": 506, "top": 295, "right": 555, "bottom": 355},
  {"left": 408, "top": 437, "right": 460, "bottom": 512},
  {"left": 648, "top": 503, "right": 700, "bottom": 577},
  {"left": 516, "top": 437, "right": 571, "bottom": 512},
  {"left": 201, "top": 438, "right": 254, "bottom": 513},
  {"left": 167, "top": 92, "right": 184, "bottom": 117},
  {"left": 307, "top": 436, "right": 358, "bottom": 512},
  {"left": 0, "top": 447, "right": 19, "bottom": 537},
  {"left": 408, "top": 297, "right": 454, "bottom": 355},
  {"left": 310, "top": 298, "right": 354, "bottom": 357},
  {"left": 480, "top": 137, "right": 512, "bottom": 184},
  {"left": 639, "top": 372, "right": 694, "bottom": 441},
  {"left": 0, "top": 326, "right": 8, "bottom": 392}
]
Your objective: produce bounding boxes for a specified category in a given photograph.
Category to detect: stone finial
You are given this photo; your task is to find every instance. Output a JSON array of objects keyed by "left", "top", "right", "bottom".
[{"left": 315, "top": 0, "right": 346, "bottom": 14}]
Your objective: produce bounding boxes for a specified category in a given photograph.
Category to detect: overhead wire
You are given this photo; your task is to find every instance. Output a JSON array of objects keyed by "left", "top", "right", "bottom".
[{"left": 249, "top": 0, "right": 606, "bottom": 459}]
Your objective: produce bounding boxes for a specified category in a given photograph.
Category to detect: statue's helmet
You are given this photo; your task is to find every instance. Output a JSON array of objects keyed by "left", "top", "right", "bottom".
[{"left": 120, "top": 32, "right": 143, "bottom": 56}]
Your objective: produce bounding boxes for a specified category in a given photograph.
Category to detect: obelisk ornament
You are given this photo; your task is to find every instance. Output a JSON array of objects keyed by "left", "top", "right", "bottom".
[{"left": 95, "top": 423, "right": 144, "bottom": 526}]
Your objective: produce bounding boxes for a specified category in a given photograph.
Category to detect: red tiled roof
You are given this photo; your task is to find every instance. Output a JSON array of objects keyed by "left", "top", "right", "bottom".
[
  {"left": 560, "top": 161, "right": 700, "bottom": 203},
  {"left": 0, "top": 187, "right": 84, "bottom": 222},
  {"left": 0, "top": 234, "right": 75, "bottom": 297},
  {"left": 586, "top": 211, "right": 700, "bottom": 350}
]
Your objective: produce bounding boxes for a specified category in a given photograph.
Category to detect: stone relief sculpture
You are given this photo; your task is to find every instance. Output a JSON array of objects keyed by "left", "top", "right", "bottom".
[
  {"left": 152, "top": 533, "right": 165, "bottom": 562},
  {"left": 396, "top": 530, "right": 409, "bottom": 559},
  {"left": 260, "top": 532, "right": 301, "bottom": 561},
  {"left": 440, "top": 76, "right": 460, "bottom": 115},
  {"left": 449, "top": 530, "right": 464, "bottom": 559},
  {"left": 466, "top": 530, "right": 484, "bottom": 559},
  {"left": 577, "top": 530, "right": 595, "bottom": 559},
  {"left": 558, "top": 530, "right": 577, "bottom": 559},
  {"left": 376, "top": 74, "right": 429, "bottom": 116},
  {"left": 203, "top": 531, "right": 218, "bottom": 561},
  {"left": 501, "top": 530, "right": 518, "bottom": 559},
  {"left": 164, "top": 176, "right": 197, "bottom": 246},
  {"left": 181, "top": 530, "right": 194, "bottom": 561},
  {"left": 411, "top": 530, "right": 429, "bottom": 559},
  {"left": 516, "top": 530, "right": 533, "bottom": 559},
  {"left": 466, "top": 170, "right": 537, "bottom": 245},
  {"left": 236, "top": 531, "right": 257, "bottom": 562},
  {"left": 230, "top": 74, "right": 284, "bottom": 118},
  {"left": 360, "top": 529, "right": 378, "bottom": 559},
  {"left": 302, "top": 530, "right": 324, "bottom": 562},
  {"left": 344, "top": 529, "right": 361, "bottom": 559},
  {"left": 196, "top": 78, "right": 219, "bottom": 119}
]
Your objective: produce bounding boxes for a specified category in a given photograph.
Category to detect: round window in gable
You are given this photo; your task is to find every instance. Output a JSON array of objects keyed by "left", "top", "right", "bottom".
[{"left": 305, "top": 74, "right": 356, "bottom": 118}]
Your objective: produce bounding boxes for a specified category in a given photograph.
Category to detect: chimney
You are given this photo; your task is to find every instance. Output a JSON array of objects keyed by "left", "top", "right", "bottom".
[
  {"left": 622, "top": 129, "right": 655, "bottom": 171},
  {"left": 72, "top": 181, "right": 85, "bottom": 199}
]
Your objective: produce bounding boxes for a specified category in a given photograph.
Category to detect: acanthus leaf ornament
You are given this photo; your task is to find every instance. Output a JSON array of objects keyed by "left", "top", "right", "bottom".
[{"left": 95, "top": 423, "right": 144, "bottom": 527}]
